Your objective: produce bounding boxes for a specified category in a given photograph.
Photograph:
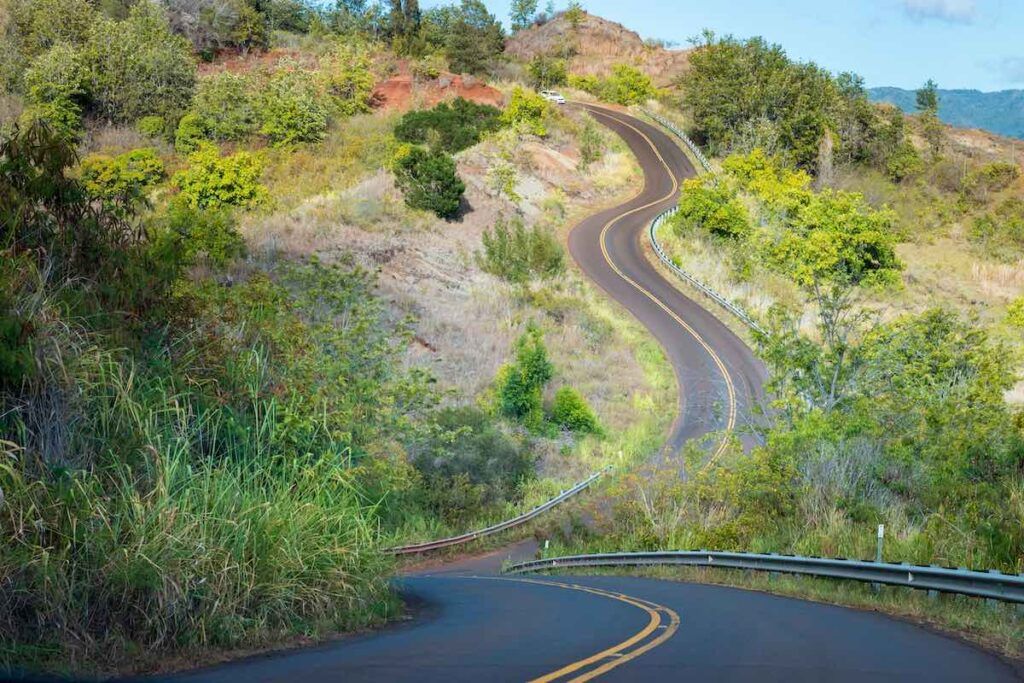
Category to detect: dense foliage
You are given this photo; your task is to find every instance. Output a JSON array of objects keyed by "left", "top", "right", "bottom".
[
  {"left": 394, "top": 97, "right": 503, "bottom": 153},
  {"left": 568, "top": 64, "right": 655, "bottom": 106},
  {"left": 502, "top": 87, "right": 552, "bottom": 137},
  {"left": 173, "top": 143, "right": 270, "bottom": 210},
  {"left": 391, "top": 144, "right": 465, "bottom": 219},
  {"left": 703, "top": 150, "right": 902, "bottom": 289},
  {"left": 679, "top": 32, "right": 921, "bottom": 175}
]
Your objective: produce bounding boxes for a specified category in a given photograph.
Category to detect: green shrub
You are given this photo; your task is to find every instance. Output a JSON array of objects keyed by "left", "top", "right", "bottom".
[
  {"left": 173, "top": 143, "right": 269, "bottom": 210},
  {"left": 497, "top": 323, "right": 554, "bottom": 429},
  {"left": 192, "top": 71, "right": 259, "bottom": 141},
  {"left": 84, "top": 2, "right": 196, "bottom": 123},
  {"left": 19, "top": 97, "right": 82, "bottom": 140},
  {"left": 551, "top": 386, "right": 600, "bottom": 434},
  {"left": 528, "top": 55, "right": 567, "bottom": 88},
  {"left": 79, "top": 148, "right": 165, "bottom": 209},
  {"left": 674, "top": 177, "right": 751, "bottom": 239},
  {"left": 577, "top": 118, "right": 604, "bottom": 169},
  {"left": 479, "top": 217, "right": 564, "bottom": 283},
  {"left": 502, "top": 87, "right": 551, "bottom": 137},
  {"left": 319, "top": 42, "right": 375, "bottom": 116},
  {"left": 411, "top": 53, "right": 447, "bottom": 81},
  {"left": 391, "top": 145, "right": 465, "bottom": 219},
  {"left": 961, "top": 161, "right": 1022, "bottom": 204},
  {"left": 970, "top": 197, "right": 1024, "bottom": 255},
  {"left": 257, "top": 61, "right": 328, "bottom": 145},
  {"left": 885, "top": 141, "right": 923, "bottom": 182},
  {"left": 137, "top": 115, "right": 166, "bottom": 138},
  {"left": 1006, "top": 297, "right": 1024, "bottom": 329},
  {"left": 155, "top": 199, "right": 246, "bottom": 267},
  {"left": 174, "top": 113, "right": 207, "bottom": 153},
  {"left": 412, "top": 407, "right": 535, "bottom": 523},
  {"left": 394, "top": 97, "right": 503, "bottom": 153},
  {"left": 568, "top": 73, "right": 601, "bottom": 95},
  {"left": 23, "top": 42, "right": 86, "bottom": 103},
  {"left": 601, "top": 64, "right": 655, "bottom": 105}
]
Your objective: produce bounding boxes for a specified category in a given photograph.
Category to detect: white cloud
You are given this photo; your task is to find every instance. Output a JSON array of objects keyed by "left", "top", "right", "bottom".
[{"left": 902, "top": 0, "right": 976, "bottom": 22}]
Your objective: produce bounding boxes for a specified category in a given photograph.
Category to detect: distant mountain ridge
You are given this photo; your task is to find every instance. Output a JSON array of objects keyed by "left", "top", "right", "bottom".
[{"left": 868, "top": 87, "right": 1024, "bottom": 140}]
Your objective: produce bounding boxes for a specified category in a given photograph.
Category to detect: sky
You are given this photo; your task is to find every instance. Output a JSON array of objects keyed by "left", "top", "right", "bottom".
[{"left": 422, "top": 0, "right": 1024, "bottom": 92}]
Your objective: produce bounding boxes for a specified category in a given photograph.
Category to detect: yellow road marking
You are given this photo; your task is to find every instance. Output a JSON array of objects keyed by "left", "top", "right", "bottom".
[
  {"left": 582, "top": 105, "right": 737, "bottom": 465},
  {"left": 471, "top": 576, "right": 680, "bottom": 682}
]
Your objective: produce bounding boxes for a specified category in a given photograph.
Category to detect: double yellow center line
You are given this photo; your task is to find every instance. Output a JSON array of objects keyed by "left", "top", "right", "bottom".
[
  {"left": 473, "top": 576, "right": 680, "bottom": 682},
  {"left": 584, "top": 105, "right": 737, "bottom": 465}
]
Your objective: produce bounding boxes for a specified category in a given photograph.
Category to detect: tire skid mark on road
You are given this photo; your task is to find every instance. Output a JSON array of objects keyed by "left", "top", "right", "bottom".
[
  {"left": 582, "top": 105, "right": 737, "bottom": 467},
  {"left": 464, "top": 576, "right": 680, "bottom": 682}
]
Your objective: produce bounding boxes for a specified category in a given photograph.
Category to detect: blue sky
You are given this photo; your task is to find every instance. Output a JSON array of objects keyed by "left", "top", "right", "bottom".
[{"left": 423, "top": 0, "right": 1024, "bottom": 91}]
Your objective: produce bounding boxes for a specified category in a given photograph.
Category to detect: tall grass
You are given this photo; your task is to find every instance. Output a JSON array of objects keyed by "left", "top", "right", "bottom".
[{"left": 0, "top": 351, "right": 395, "bottom": 675}]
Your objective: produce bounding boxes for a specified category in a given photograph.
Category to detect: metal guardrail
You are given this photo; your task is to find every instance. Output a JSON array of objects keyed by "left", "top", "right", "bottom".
[
  {"left": 504, "top": 551, "right": 1024, "bottom": 604},
  {"left": 649, "top": 208, "right": 766, "bottom": 335},
  {"left": 389, "top": 468, "right": 609, "bottom": 555},
  {"left": 642, "top": 109, "right": 712, "bottom": 173}
]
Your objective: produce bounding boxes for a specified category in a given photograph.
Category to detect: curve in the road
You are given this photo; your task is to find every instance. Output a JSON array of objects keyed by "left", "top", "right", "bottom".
[
  {"left": 569, "top": 104, "right": 766, "bottom": 458},
  {"left": 156, "top": 109, "right": 1020, "bottom": 683}
]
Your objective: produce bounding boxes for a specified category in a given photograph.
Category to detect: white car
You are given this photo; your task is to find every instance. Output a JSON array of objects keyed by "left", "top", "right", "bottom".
[{"left": 539, "top": 90, "right": 567, "bottom": 104}]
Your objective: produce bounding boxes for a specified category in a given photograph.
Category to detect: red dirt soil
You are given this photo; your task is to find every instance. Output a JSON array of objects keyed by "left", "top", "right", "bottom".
[{"left": 372, "top": 73, "right": 504, "bottom": 112}]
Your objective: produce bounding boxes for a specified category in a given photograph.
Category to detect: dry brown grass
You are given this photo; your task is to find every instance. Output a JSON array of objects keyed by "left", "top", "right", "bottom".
[{"left": 242, "top": 107, "right": 672, "bottom": 485}]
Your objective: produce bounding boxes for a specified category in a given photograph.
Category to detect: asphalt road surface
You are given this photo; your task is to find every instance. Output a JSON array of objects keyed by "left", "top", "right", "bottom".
[
  {"left": 569, "top": 104, "right": 766, "bottom": 457},
  {"left": 164, "top": 543, "right": 1020, "bottom": 682},
  {"left": 153, "top": 108, "right": 1019, "bottom": 683}
]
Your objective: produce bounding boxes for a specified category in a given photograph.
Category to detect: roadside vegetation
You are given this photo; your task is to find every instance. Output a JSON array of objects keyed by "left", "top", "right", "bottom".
[
  {"left": 4, "top": 0, "right": 1021, "bottom": 673},
  {"left": 545, "top": 29, "right": 1024, "bottom": 595},
  {"left": 0, "top": 0, "right": 677, "bottom": 675}
]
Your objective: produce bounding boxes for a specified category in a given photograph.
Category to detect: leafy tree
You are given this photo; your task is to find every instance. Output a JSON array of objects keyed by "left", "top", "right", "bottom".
[
  {"left": 564, "top": 0, "right": 584, "bottom": 28},
  {"left": 673, "top": 177, "right": 750, "bottom": 240},
  {"left": 21, "top": 43, "right": 87, "bottom": 138},
  {"left": 915, "top": 79, "right": 943, "bottom": 159},
  {"left": 502, "top": 87, "right": 551, "bottom": 136},
  {"left": 679, "top": 32, "right": 839, "bottom": 169},
  {"left": 84, "top": 2, "right": 197, "bottom": 123},
  {"left": 601, "top": 64, "right": 655, "bottom": 105},
  {"left": 527, "top": 54, "right": 567, "bottom": 89},
  {"left": 915, "top": 79, "right": 939, "bottom": 113},
  {"left": 192, "top": 71, "right": 259, "bottom": 141},
  {"left": 173, "top": 143, "right": 269, "bottom": 210},
  {"left": 497, "top": 323, "right": 554, "bottom": 429},
  {"left": 478, "top": 217, "right": 564, "bottom": 282},
  {"left": 318, "top": 41, "right": 375, "bottom": 116},
  {"left": 443, "top": 0, "right": 504, "bottom": 74},
  {"left": 257, "top": 61, "right": 329, "bottom": 145},
  {"left": 551, "top": 386, "right": 600, "bottom": 434},
  {"left": 164, "top": 0, "right": 270, "bottom": 54},
  {"left": 510, "top": 0, "right": 538, "bottom": 31},
  {"left": 391, "top": 145, "right": 465, "bottom": 219},
  {"left": 7, "top": 0, "right": 95, "bottom": 58},
  {"left": 394, "top": 97, "right": 503, "bottom": 153}
]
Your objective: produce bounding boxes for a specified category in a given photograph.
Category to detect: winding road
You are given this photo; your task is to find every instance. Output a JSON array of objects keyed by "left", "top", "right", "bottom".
[{"left": 161, "top": 107, "right": 1021, "bottom": 682}]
